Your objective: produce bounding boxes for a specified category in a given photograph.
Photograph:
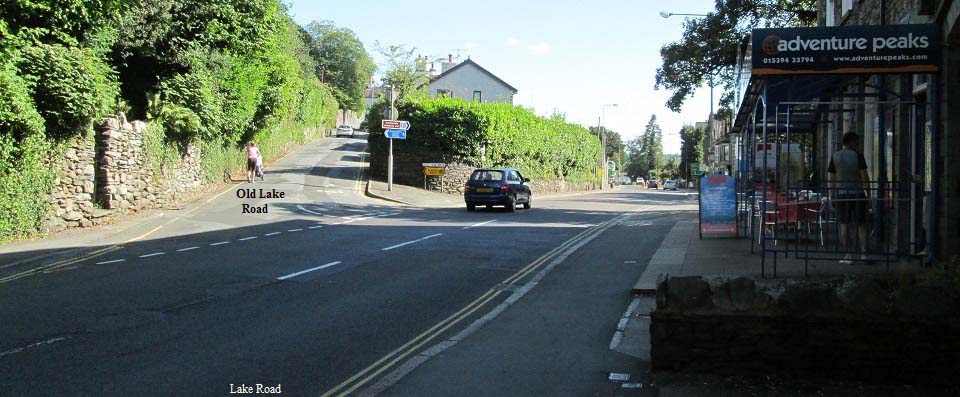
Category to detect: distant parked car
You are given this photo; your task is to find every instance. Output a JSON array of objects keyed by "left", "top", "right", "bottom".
[
  {"left": 336, "top": 125, "right": 354, "bottom": 137},
  {"left": 664, "top": 180, "right": 678, "bottom": 191},
  {"left": 636, "top": 177, "right": 644, "bottom": 185},
  {"left": 464, "top": 168, "right": 532, "bottom": 212},
  {"left": 647, "top": 180, "right": 658, "bottom": 189}
]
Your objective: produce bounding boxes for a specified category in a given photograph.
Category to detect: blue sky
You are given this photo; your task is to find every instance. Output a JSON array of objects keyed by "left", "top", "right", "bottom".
[{"left": 288, "top": 0, "right": 719, "bottom": 153}]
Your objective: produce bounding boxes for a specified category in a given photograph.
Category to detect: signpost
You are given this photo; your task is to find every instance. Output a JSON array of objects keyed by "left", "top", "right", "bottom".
[
  {"left": 382, "top": 85, "right": 410, "bottom": 192},
  {"left": 422, "top": 163, "right": 447, "bottom": 190}
]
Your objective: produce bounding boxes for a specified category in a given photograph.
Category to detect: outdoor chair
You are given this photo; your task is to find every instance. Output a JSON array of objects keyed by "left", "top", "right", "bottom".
[{"left": 804, "top": 197, "right": 837, "bottom": 247}]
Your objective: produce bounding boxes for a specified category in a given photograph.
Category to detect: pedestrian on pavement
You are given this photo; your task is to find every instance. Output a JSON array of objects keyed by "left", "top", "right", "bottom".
[
  {"left": 246, "top": 141, "right": 261, "bottom": 183},
  {"left": 828, "top": 132, "right": 871, "bottom": 264}
]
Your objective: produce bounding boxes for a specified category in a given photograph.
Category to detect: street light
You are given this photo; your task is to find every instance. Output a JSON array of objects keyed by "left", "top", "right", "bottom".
[
  {"left": 599, "top": 104, "right": 618, "bottom": 189},
  {"left": 659, "top": 11, "right": 709, "bottom": 18}
]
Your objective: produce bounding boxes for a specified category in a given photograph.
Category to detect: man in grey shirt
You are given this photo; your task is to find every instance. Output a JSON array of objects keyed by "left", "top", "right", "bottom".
[{"left": 828, "top": 132, "right": 871, "bottom": 263}]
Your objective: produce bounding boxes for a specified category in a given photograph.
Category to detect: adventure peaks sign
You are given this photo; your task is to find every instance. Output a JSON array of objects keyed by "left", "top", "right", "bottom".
[{"left": 752, "top": 24, "right": 940, "bottom": 75}]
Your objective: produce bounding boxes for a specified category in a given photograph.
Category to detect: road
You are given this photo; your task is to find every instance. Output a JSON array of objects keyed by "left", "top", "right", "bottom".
[{"left": 0, "top": 133, "right": 695, "bottom": 396}]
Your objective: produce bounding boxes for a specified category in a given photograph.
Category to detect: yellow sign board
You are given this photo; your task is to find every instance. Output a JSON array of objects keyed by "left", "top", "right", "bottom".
[{"left": 424, "top": 167, "right": 445, "bottom": 176}]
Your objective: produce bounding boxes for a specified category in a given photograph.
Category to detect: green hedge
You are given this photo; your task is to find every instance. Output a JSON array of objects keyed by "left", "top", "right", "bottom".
[{"left": 366, "top": 97, "right": 601, "bottom": 183}]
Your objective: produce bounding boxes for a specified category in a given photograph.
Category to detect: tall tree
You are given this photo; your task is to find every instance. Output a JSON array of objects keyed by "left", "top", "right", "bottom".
[
  {"left": 306, "top": 20, "right": 375, "bottom": 115},
  {"left": 678, "top": 124, "right": 704, "bottom": 182},
  {"left": 655, "top": 0, "right": 816, "bottom": 113},
  {"left": 639, "top": 115, "right": 664, "bottom": 178},
  {"left": 374, "top": 42, "right": 429, "bottom": 100}
]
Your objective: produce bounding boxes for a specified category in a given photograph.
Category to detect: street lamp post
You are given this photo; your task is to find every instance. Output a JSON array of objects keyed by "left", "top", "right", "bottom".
[
  {"left": 599, "top": 104, "right": 618, "bottom": 189},
  {"left": 659, "top": 11, "right": 708, "bottom": 18}
]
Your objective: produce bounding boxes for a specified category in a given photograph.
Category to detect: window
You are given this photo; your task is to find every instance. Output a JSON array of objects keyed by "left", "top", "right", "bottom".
[
  {"left": 473, "top": 90, "right": 482, "bottom": 102},
  {"left": 508, "top": 171, "right": 520, "bottom": 182},
  {"left": 472, "top": 170, "right": 503, "bottom": 181},
  {"left": 825, "top": 0, "right": 835, "bottom": 26},
  {"left": 841, "top": 0, "right": 853, "bottom": 16}
]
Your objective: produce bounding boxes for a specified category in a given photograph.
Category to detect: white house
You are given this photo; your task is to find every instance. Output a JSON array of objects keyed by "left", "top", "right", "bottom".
[{"left": 425, "top": 57, "right": 517, "bottom": 103}]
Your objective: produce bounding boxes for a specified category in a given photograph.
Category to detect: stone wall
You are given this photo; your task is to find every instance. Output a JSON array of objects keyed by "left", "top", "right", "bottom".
[
  {"left": 651, "top": 275, "right": 960, "bottom": 385},
  {"left": 44, "top": 116, "right": 205, "bottom": 232},
  {"left": 47, "top": 134, "right": 99, "bottom": 229}
]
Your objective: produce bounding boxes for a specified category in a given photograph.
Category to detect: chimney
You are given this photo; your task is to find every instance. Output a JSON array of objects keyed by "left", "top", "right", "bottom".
[{"left": 441, "top": 54, "right": 458, "bottom": 73}]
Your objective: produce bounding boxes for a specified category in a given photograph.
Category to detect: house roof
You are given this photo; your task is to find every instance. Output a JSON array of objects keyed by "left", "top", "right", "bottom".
[{"left": 428, "top": 59, "right": 518, "bottom": 93}]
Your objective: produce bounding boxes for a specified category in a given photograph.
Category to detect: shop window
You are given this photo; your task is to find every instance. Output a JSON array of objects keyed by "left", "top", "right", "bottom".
[{"left": 826, "top": 0, "right": 835, "bottom": 26}]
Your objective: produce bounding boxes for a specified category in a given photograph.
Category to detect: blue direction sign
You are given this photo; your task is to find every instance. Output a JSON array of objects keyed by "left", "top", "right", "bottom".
[{"left": 384, "top": 129, "right": 407, "bottom": 139}]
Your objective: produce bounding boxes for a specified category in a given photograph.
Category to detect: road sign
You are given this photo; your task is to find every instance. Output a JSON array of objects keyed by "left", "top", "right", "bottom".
[
  {"left": 423, "top": 167, "right": 445, "bottom": 176},
  {"left": 422, "top": 163, "right": 446, "bottom": 167},
  {"left": 384, "top": 129, "right": 407, "bottom": 139},
  {"left": 381, "top": 120, "right": 411, "bottom": 130}
]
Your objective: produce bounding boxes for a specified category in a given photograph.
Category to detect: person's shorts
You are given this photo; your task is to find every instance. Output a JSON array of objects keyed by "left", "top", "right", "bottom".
[
  {"left": 835, "top": 193, "right": 868, "bottom": 224},
  {"left": 247, "top": 158, "right": 257, "bottom": 171}
]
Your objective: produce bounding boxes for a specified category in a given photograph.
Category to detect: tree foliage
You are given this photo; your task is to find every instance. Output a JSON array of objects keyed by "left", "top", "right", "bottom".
[
  {"left": 678, "top": 124, "right": 705, "bottom": 181},
  {"left": 655, "top": 0, "right": 817, "bottom": 112},
  {"left": 375, "top": 42, "right": 429, "bottom": 101},
  {"left": 0, "top": 0, "right": 343, "bottom": 241},
  {"left": 305, "top": 20, "right": 375, "bottom": 113},
  {"left": 631, "top": 115, "right": 664, "bottom": 178}
]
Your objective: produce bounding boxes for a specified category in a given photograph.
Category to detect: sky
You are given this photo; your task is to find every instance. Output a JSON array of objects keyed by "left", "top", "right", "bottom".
[{"left": 288, "top": 0, "right": 719, "bottom": 154}]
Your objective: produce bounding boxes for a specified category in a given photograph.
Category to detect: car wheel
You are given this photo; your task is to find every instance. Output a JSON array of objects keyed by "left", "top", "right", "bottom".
[
  {"left": 506, "top": 197, "right": 516, "bottom": 212},
  {"left": 466, "top": 204, "right": 476, "bottom": 212},
  {"left": 523, "top": 196, "right": 531, "bottom": 209}
]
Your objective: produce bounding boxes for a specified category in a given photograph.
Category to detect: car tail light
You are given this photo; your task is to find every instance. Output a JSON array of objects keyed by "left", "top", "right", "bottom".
[
  {"left": 464, "top": 182, "right": 471, "bottom": 192},
  {"left": 500, "top": 184, "right": 510, "bottom": 193}
]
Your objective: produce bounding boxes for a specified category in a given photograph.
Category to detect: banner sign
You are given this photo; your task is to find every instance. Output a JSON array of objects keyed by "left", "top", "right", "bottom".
[
  {"left": 699, "top": 174, "right": 737, "bottom": 237},
  {"left": 752, "top": 24, "right": 940, "bottom": 75}
]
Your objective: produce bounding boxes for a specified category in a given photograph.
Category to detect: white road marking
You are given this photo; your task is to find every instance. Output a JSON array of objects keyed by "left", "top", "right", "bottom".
[
  {"left": 287, "top": 228, "right": 303, "bottom": 232},
  {"left": 264, "top": 232, "right": 282, "bottom": 236},
  {"left": 238, "top": 236, "right": 258, "bottom": 241},
  {"left": 277, "top": 261, "right": 342, "bottom": 281},
  {"left": 296, "top": 205, "right": 326, "bottom": 216},
  {"left": 177, "top": 247, "right": 200, "bottom": 252},
  {"left": 382, "top": 233, "right": 443, "bottom": 251},
  {"left": 96, "top": 259, "right": 126, "bottom": 265},
  {"left": 139, "top": 252, "right": 165, "bottom": 258},
  {"left": 308, "top": 225, "right": 324, "bottom": 229},
  {"left": 0, "top": 337, "right": 69, "bottom": 358},
  {"left": 463, "top": 220, "right": 496, "bottom": 230},
  {"left": 210, "top": 241, "right": 230, "bottom": 246}
]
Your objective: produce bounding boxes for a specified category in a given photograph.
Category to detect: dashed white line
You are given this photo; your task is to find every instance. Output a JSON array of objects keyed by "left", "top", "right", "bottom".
[
  {"left": 177, "top": 247, "right": 199, "bottom": 252},
  {"left": 264, "top": 232, "right": 282, "bottom": 236},
  {"left": 238, "top": 236, "right": 258, "bottom": 241},
  {"left": 463, "top": 220, "right": 496, "bottom": 230},
  {"left": 139, "top": 252, "right": 165, "bottom": 258},
  {"left": 296, "top": 205, "right": 326, "bottom": 216},
  {"left": 287, "top": 228, "right": 303, "bottom": 232},
  {"left": 210, "top": 241, "right": 230, "bottom": 246},
  {"left": 382, "top": 233, "right": 444, "bottom": 251},
  {"left": 96, "top": 259, "right": 126, "bottom": 265},
  {"left": 308, "top": 225, "right": 324, "bottom": 229},
  {"left": 0, "top": 337, "right": 69, "bottom": 358},
  {"left": 277, "top": 261, "right": 342, "bottom": 281}
]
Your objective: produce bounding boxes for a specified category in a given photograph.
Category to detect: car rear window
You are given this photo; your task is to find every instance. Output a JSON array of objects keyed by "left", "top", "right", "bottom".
[{"left": 471, "top": 170, "right": 503, "bottom": 181}]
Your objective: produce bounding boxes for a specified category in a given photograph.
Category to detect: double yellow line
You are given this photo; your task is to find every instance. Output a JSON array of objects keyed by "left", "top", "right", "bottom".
[{"left": 322, "top": 208, "right": 647, "bottom": 397}]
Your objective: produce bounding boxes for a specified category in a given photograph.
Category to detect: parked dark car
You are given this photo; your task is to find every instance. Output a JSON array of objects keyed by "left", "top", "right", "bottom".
[
  {"left": 463, "top": 168, "right": 532, "bottom": 212},
  {"left": 647, "top": 180, "right": 658, "bottom": 189}
]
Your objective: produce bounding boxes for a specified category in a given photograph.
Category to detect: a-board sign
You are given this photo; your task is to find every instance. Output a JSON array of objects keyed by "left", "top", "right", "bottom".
[
  {"left": 699, "top": 174, "right": 737, "bottom": 238},
  {"left": 423, "top": 167, "right": 445, "bottom": 176}
]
